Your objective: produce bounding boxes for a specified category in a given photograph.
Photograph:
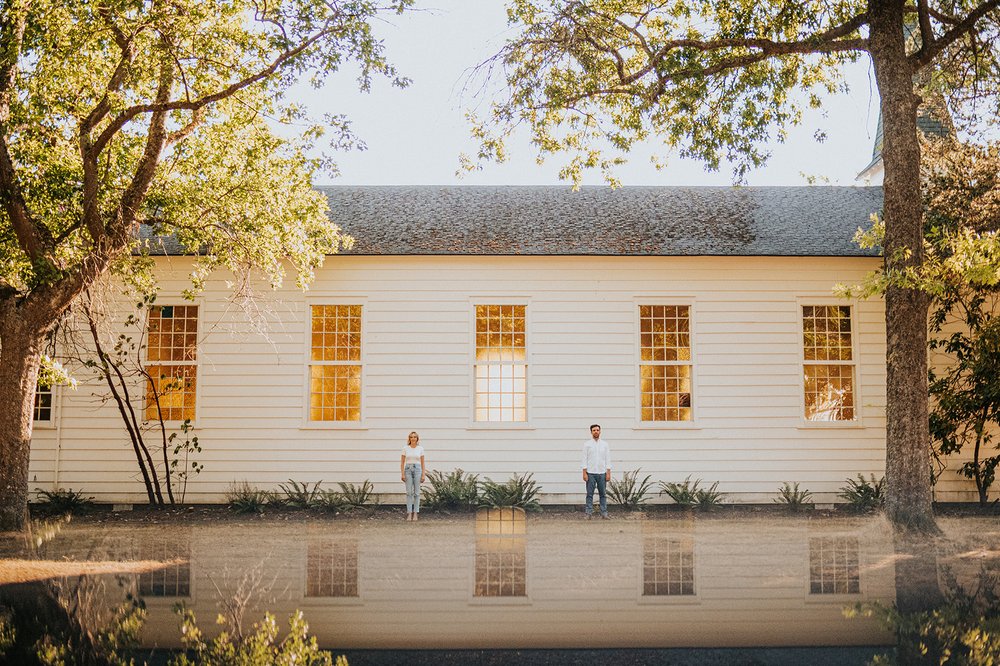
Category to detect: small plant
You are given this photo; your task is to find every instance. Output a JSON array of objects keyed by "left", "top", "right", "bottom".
[
  {"left": 33, "top": 487, "right": 95, "bottom": 515},
  {"left": 838, "top": 474, "right": 885, "bottom": 512},
  {"left": 658, "top": 476, "right": 701, "bottom": 507},
  {"left": 659, "top": 477, "right": 724, "bottom": 510},
  {"left": 225, "top": 481, "right": 275, "bottom": 514},
  {"left": 608, "top": 469, "right": 654, "bottom": 509},
  {"left": 278, "top": 480, "right": 324, "bottom": 509},
  {"left": 337, "top": 480, "right": 381, "bottom": 510},
  {"left": 422, "top": 469, "right": 480, "bottom": 511},
  {"left": 479, "top": 473, "right": 542, "bottom": 511},
  {"left": 775, "top": 482, "right": 814, "bottom": 511},
  {"left": 316, "top": 489, "right": 346, "bottom": 513}
]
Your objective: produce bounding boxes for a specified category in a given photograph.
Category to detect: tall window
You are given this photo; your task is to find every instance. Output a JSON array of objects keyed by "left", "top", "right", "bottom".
[
  {"left": 34, "top": 386, "right": 53, "bottom": 423},
  {"left": 145, "top": 305, "right": 198, "bottom": 422},
  {"left": 802, "top": 305, "right": 856, "bottom": 422},
  {"left": 309, "top": 305, "right": 362, "bottom": 422},
  {"left": 643, "top": 536, "right": 695, "bottom": 596},
  {"left": 474, "top": 305, "right": 526, "bottom": 422},
  {"left": 306, "top": 539, "right": 359, "bottom": 597},
  {"left": 138, "top": 536, "right": 191, "bottom": 598},
  {"left": 475, "top": 507, "right": 527, "bottom": 597},
  {"left": 639, "top": 305, "right": 693, "bottom": 422}
]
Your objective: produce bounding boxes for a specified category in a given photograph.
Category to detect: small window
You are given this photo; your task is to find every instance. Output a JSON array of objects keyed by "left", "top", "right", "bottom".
[
  {"left": 306, "top": 539, "right": 359, "bottom": 597},
  {"left": 809, "top": 536, "right": 860, "bottom": 595},
  {"left": 145, "top": 305, "right": 198, "bottom": 421},
  {"left": 475, "top": 507, "right": 527, "bottom": 597},
  {"left": 33, "top": 386, "right": 53, "bottom": 423},
  {"left": 138, "top": 537, "right": 191, "bottom": 598},
  {"left": 309, "top": 305, "right": 362, "bottom": 422},
  {"left": 643, "top": 536, "right": 695, "bottom": 596},
  {"left": 802, "top": 305, "right": 856, "bottom": 421},
  {"left": 639, "top": 305, "right": 692, "bottom": 421},
  {"left": 474, "top": 305, "right": 527, "bottom": 422}
]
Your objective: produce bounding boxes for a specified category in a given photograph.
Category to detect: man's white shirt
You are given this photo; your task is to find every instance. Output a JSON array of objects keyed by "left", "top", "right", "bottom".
[{"left": 581, "top": 438, "right": 611, "bottom": 474}]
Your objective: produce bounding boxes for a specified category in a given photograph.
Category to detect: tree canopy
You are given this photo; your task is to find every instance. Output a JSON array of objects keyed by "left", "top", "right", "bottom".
[{"left": 0, "top": 0, "right": 412, "bottom": 530}]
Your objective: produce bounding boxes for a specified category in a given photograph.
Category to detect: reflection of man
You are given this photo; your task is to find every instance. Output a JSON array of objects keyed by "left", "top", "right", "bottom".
[{"left": 581, "top": 424, "right": 611, "bottom": 520}]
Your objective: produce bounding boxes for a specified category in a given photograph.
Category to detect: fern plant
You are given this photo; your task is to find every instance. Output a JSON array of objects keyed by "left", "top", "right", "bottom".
[
  {"left": 607, "top": 469, "right": 654, "bottom": 509},
  {"left": 658, "top": 476, "right": 701, "bottom": 507},
  {"left": 33, "top": 487, "right": 94, "bottom": 515},
  {"left": 224, "top": 481, "right": 275, "bottom": 514},
  {"left": 775, "top": 482, "right": 814, "bottom": 511},
  {"left": 693, "top": 481, "right": 725, "bottom": 509},
  {"left": 479, "top": 473, "right": 542, "bottom": 511},
  {"left": 337, "top": 480, "right": 381, "bottom": 509},
  {"left": 277, "top": 480, "right": 323, "bottom": 509},
  {"left": 422, "top": 469, "right": 479, "bottom": 511},
  {"left": 838, "top": 474, "right": 885, "bottom": 512}
]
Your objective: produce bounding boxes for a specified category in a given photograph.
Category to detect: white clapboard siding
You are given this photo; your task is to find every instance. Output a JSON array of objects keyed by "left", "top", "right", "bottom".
[{"left": 26, "top": 253, "right": 979, "bottom": 503}]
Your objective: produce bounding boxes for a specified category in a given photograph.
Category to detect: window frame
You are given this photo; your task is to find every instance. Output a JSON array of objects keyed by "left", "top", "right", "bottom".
[
  {"left": 144, "top": 303, "right": 201, "bottom": 425},
  {"left": 301, "top": 299, "right": 368, "bottom": 430},
  {"left": 468, "top": 298, "right": 533, "bottom": 430},
  {"left": 805, "top": 535, "right": 863, "bottom": 599},
  {"left": 632, "top": 298, "right": 699, "bottom": 429},
  {"left": 32, "top": 384, "right": 58, "bottom": 429},
  {"left": 797, "top": 299, "right": 863, "bottom": 428}
]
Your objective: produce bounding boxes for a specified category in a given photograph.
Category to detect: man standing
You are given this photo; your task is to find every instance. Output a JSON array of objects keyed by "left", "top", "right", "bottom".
[{"left": 582, "top": 424, "right": 611, "bottom": 519}]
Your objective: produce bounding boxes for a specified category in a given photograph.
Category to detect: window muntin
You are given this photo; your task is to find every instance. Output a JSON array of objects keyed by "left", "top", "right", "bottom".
[
  {"left": 306, "top": 539, "right": 359, "bottom": 597},
  {"left": 802, "top": 305, "right": 856, "bottom": 422},
  {"left": 145, "top": 305, "right": 198, "bottom": 422},
  {"left": 309, "top": 305, "right": 362, "bottom": 422},
  {"left": 809, "top": 536, "right": 860, "bottom": 595},
  {"left": 643, "top": 537, "right": 695, "bottom": 596},
  {"left": 474, "top": 305, "right": 526, "bottom": 423},
  {"left": 138, "top": 537, "right": 191, "bottom": 598},
  {"left": 475, "top": 507, "right": 527, "bottom": 597},
  {"left": 639, "top": 305, "right": 692, "bottom": 421},
  {"left": 33, "top": 386, "right": 53, "bottom": 423}
]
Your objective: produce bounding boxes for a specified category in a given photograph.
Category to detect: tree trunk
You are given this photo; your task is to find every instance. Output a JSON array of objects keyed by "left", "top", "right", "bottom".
[
  {"left": 0, "top": 315, "right": 46, "bottom": 531},
  {"left": 869, "top": 0, "right": 937, "bottom": 531}
]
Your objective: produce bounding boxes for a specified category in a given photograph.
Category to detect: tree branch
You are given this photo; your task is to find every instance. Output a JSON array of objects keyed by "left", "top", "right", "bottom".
[{"left": 911, "top": 0, "right": 1000, "bottom": 69}]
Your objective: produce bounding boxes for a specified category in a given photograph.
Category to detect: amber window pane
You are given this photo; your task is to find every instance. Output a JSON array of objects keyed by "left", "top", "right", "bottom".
[
  {"left": 474, "top": 305, "right": 527, "bottom": 422},
  {"left": 309, "top": 305, "right": 363, "bottom": 421},
  {"left": 639, "top": 305, "right": 693, "bottom": 421},
  {"left": 311, "top": 305, "right": 362, "bottom": 362},
  {"left": 147, "top": 305, "right": 198, "bottom": 362},
  {"left": 145, "top": 365, "right": 197, "bottom": 421},
  {"left": 802, "top": 306, "right": 856, "bottom": 421},
  {"left": 475, "top": 508, "right": 527, "bottom": 597}
]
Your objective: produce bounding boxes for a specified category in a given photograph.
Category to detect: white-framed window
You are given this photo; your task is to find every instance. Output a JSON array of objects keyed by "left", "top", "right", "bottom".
[
  {"left": 33, "top": 385, "right": 54, "bottom": 424},
  {"left": 808, "top": 536, "right": 860, "bottom": 595},
  {"left": 801, "top": 304, "right": 857, "bottom": 422},
  {"left": 145, "top": 305, "right": 198, "bottom": 422},
  {"left": 308, "top": 304, "right": 363, "bottom": 422},
  {"left": 642, "top": 536, "right": 695, "bottom": 596},
  {"left": 638, "top": 304, "right": 693, "bottom": 422},
  {"left": 475, "top": 507, "right": 527, "bottom": 597},
  {"left": 474, "top": 304, "right": 527, "bottom": 423}
]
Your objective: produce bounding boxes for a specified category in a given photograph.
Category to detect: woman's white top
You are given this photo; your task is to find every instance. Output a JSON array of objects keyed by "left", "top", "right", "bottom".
[{"left": 402, "top": 444, "right": 424, "bottom": 464}]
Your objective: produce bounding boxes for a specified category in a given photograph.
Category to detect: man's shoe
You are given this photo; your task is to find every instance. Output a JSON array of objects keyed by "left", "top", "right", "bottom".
[{"left": 601, "top": 513, "right": 609, "bottom": 520}]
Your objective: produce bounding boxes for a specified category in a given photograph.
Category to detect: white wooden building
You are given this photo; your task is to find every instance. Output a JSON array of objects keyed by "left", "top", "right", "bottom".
[{"left": 25, "top": 185, "right": 976, "bottom": 504}]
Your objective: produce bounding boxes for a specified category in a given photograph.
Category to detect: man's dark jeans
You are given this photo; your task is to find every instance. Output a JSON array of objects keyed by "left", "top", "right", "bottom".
[{"left": 585, "top": 472, "right": 607, "bottom": 516}]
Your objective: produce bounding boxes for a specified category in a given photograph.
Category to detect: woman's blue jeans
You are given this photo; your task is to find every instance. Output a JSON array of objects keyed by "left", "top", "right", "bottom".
[{"left": 404, "top": 463, "right": 422, "bottom": 513}]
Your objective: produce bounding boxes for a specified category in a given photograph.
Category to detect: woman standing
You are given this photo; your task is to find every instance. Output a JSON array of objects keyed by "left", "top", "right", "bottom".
[{"left": 400, "top": 431, "right": 426, "bottom": 521}]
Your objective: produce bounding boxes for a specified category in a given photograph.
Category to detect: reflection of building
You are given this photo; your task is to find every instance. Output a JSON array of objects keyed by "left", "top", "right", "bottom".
[{"left": 34, "top": 515, "right": 907, "bottom": 650}]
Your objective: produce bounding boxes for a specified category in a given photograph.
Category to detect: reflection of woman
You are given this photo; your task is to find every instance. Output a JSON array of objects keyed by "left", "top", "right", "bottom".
[{"left": 400, "top": 431, "right": 426, "bottom": 521}]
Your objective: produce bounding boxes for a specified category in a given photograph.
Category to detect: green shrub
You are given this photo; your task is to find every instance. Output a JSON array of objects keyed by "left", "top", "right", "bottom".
[
  {"left": 316, "top": 489, "right": 346, "bottom": 513},
  {"left": 224, "top": 481, "right": 275, "bottom": 514},
  {"left": 32, "top": 487, "right": 94, "bottom": 515},
  {"left": 337, "top": 480, "right": 380, "bottom": 510},
  {"left": 659, "top": 477, "right": 724, "bottom": 510},
  {"left": 277, "top": 480, "right": 324, "bottom": 509},
  {"left": 479, "top": 473, "right": 542, "bottom": 511},
  {"left": 169, "top": 608, "right": 344, "bottom": 666},
  {"left": 838, "top": 474, "right": 885, "bottom": 512},
  {"left": 422, "top": 469, "right": 479, "bottom": 511},
  {"left": 775, "top": 482, "right": 813, "bottom": 511},
  {"left": 608, "top": 469, "right": 654, "bottom": 509}
]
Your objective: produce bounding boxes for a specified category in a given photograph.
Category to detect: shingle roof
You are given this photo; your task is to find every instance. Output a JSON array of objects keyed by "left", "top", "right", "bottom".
[{"left": 324, "top": 186, "right": 882, "bottom": 257}]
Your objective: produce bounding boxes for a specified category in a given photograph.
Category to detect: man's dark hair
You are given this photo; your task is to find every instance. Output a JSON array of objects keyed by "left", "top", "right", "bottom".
[{"left": 590, "top": 424, "right": 601, "bottom": 430}]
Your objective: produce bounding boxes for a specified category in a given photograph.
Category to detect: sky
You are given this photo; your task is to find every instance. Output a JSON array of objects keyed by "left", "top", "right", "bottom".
[{"left": 295, "top": 1, "right": 884, "bottom": 187}]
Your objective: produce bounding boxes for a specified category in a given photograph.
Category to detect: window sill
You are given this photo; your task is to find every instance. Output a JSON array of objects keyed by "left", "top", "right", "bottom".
[
  {"left": 31, "top": 422, "right": 57, "bottom": 431},
  {"left": 300, "top": 422, "right": 369, "bottom": 431},
  {"left": 466, "top": 423, "right": 535, "bottom": 431},
  {"left": 632, "top": 422, "right": 701, "bottom": 431},
  {"left": 636, "top": 595, "right": 701, "bottom": 606},
  {"left": 797, "top": 421, "right": 865, "bottom": 430}
]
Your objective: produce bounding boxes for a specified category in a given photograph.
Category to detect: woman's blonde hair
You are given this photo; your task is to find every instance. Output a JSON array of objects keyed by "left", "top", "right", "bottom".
[{"left": 407, "top": 431, "right": 420, "bottom": 443}]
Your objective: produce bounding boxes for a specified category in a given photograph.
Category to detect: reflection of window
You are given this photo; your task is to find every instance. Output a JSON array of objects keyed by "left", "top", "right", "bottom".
[
  {"left": 138, "top": 538, "right": 191, "bottom": 598},
  {"left": 809, "top": 536, "right": 860, "bottom": 594},
  {"left": 34, "top": 386, "right": 53, "bottom": 423},
  {"left": 639, "top": 305, "right": 692, "bottom": 421},
  {"left": 309, "top": 305, "right": 362, "bottom": 422},
  {"left": 306, "top": 539, "right": 359, "bottom": 597},
  {"left": 802, "top": 305, "right": 856, "bottom": 422},
  {"left": 145, "top": 305, "right": 198, "bottom": 421},
  {"left": 475, "top": 507, "right": 526, "bottom": 597},
  {"left": 474, "top": 305, "right": 526, "bottom": 422},
  {"left": 643, "top": 537, "right": 695, "bottom": 596}
]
